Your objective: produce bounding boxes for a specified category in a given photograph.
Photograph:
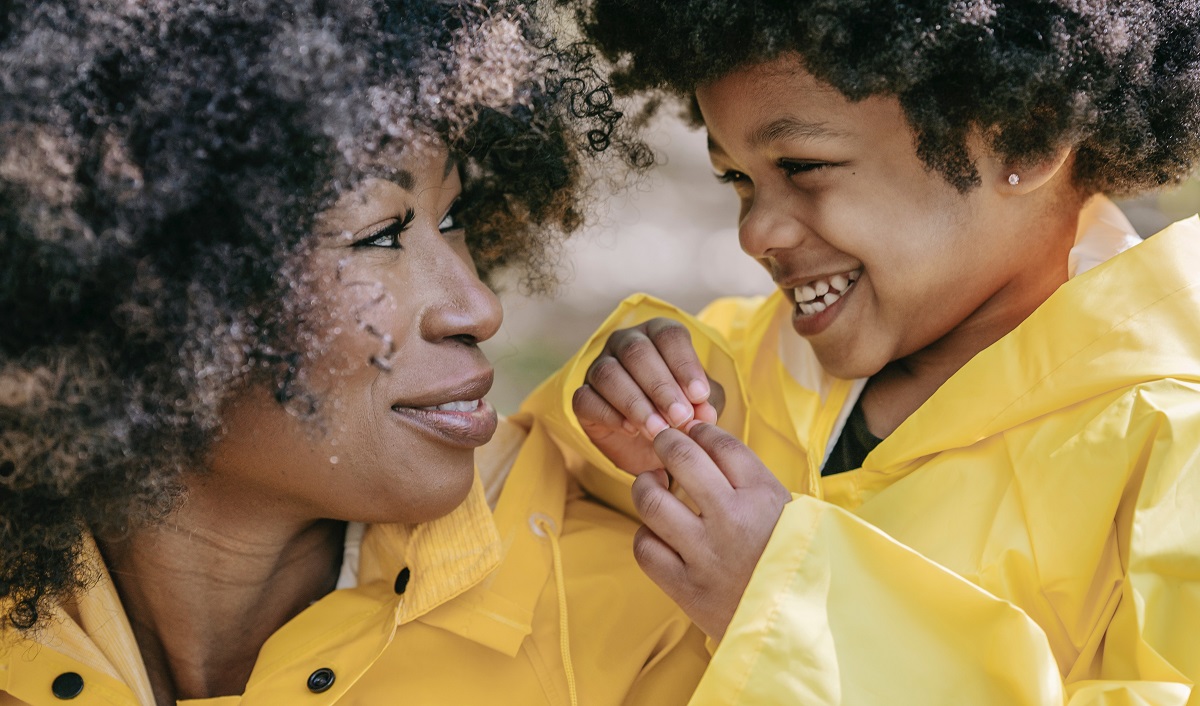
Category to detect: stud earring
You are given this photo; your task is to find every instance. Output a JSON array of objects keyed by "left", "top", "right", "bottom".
[{"left": 1008, "top": 173, "right": 1021, "bottom": 186}]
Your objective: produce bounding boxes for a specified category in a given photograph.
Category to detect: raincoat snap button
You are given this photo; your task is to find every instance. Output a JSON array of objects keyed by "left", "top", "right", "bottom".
[
  {"left": 51, "top": 672, "right": 84, "bottom": 699},
  {"left": 307, "top": 668, "right": 335, "bottom": 693},
  {"left": 394, "top": 567, "right": 411, "bottom": 595}
]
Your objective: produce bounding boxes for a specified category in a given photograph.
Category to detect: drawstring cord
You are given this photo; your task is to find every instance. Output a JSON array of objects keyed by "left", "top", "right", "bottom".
[{"left": 537, "top": 517, "right": 578, "bottom": 706}]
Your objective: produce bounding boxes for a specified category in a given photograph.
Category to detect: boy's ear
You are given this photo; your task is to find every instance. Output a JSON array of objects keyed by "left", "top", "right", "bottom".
[{"left": 998, "top": 145, "right": 1074, "bottom": 195}]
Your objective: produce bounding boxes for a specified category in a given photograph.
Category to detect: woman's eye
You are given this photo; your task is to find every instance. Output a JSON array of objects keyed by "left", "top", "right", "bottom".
[
  {"left": 352, "top": 208, "right": 415, "bottom": 249},
  {"left": 439, "top": 199, "right": 463, "bottom": 233}
]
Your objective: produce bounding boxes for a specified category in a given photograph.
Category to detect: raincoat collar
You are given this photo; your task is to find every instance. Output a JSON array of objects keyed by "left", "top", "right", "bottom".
[
  {"left": 0, "top": 471, "right": 524, "bottom": 703},
  {"left": 411, "top": 416, "right": 565, "bottom": 657},
  {"left": 872, "top": 214, "right": 1200, "bottom": 469}
]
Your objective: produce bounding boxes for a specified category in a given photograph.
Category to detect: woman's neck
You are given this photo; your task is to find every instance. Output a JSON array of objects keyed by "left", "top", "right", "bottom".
[{"left": 98, "top": 492, "right": 346, "bottom": 705}]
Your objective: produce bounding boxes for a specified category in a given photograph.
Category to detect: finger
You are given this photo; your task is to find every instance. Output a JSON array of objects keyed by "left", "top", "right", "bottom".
[
  {"left": 611, "top": 329, "right": 694, "bottom": 429},
  {"left": 631, "top": 468, "right": 704, "bottom": 552},
  {"left": 573, "top": 384, "right": 640, "bottom": 437},
  {"left": 652, "top": 428, "right": 732, "bottom": 513},
  {"left": 586, "top": 353, "right": 669, "bottom": 438},
  {"left": 693, "top": 401, "right": 719, "bottom": 424},
  {"left": 686, "top": 423, "right": 775, "bottom": 490},
  {"left": 644, "top": 319, "right": 711, "bottom": 404},
  {"left": 632, "top": 524, "right": 689, "bottom": 598}
]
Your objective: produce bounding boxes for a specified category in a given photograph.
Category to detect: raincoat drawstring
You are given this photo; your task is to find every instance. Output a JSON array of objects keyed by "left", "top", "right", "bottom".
[{"left": 537, "top": 517, "right": 578, "bottom": 706}]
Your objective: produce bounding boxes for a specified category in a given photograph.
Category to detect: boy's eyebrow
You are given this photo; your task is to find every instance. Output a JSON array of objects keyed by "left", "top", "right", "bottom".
[
  {"left": 706, "top": 116, "right": 848, "bottom": 157},
  {"left": 750, "top": 117, "right": 846, "bottom": 147}
]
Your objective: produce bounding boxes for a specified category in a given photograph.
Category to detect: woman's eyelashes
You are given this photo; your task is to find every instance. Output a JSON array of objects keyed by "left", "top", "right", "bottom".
[{"left": 353, "top": 208, "right": 416, "bottom": 249}]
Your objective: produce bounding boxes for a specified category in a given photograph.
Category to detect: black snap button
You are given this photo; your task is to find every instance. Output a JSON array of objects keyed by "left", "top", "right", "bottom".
[
  {"left": 394, "top": 567, "right": 411, "bottom": 595},
  {"left": 307, "top": 667, "right": 335, "bottom": 694},
  {"left": 51, "top": 672, "right": 84, "bottom": 700}
]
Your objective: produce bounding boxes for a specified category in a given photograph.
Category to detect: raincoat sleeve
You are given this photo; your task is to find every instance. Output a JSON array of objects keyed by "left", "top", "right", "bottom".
[
  {"left": 694, "top": 397, "right": 1200, "bottom": 706},
  {"left": 517, "top": 293, "right": 755, "bottom": 519}
]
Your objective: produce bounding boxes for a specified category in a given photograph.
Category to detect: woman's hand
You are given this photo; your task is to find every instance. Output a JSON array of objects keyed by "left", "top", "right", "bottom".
[
  {"left": 631, "top": 423, "right": 791, "bottom": 641},
  {"left": 572, "top": 318, "right": 724, "bottom": 474}
]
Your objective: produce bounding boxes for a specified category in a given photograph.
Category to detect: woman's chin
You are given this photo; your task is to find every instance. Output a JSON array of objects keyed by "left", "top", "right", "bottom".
[{"left": 353, "top": 459, "right": 478, "bottom": 526}]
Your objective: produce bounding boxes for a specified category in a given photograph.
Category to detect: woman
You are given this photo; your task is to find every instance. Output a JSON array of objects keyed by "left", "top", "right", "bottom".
[
  {"left": 523, "top": 1, "right": 1200, "bottom": 703},
  {"left": 0, "top": 2, "right": 705, "bottom": 704}
]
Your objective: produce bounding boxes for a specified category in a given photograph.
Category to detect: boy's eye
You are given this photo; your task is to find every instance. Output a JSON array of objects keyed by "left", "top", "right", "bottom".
[
  {"left": 779, "top": 159, "right": 833, "bottom": 176},
  {"left": 352, "top": 208, "right": 415, "bottom": 249},
  {"left": 714, "top": 169, "right": 748, "bottom": 184}
]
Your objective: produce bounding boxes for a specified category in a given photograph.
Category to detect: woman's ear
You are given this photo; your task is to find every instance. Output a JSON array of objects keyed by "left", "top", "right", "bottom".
[{"left": 999, "top": 145, "right": 1074, "bottom": 195}]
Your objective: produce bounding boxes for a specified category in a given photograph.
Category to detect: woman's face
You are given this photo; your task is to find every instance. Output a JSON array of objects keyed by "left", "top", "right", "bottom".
[
  {"left": 696, "top": 54, "right": 1063, "bottom": 379},
  {"left": 207, "top": 148, "right": 503, "bottom": 525}
]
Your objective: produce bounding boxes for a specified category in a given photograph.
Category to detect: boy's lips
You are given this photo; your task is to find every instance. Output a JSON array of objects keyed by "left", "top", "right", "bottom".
[{"left": 786, "top": 268, "right": 862, "bottom": 337}]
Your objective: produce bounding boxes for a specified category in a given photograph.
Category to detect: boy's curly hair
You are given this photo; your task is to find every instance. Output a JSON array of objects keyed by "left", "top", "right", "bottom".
[
  {"left": 565, "top": 0, "right": 1200, "bottom": 194},
  {"left": 0, "top": 0, "right": 640, "bottom": 632}
]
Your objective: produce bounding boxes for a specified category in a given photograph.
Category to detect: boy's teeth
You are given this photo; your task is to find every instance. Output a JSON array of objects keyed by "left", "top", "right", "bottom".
[
  {"left": 792, "top": 268, "right": 862, "bottom": 306},
  {"left": 812, "top": 301, "right": 827, "bottom": 313}
]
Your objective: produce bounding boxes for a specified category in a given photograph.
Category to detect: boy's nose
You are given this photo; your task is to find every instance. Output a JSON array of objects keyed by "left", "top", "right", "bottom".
[{"left": 738, "top": 195, "right": 807, "bottom": 261}]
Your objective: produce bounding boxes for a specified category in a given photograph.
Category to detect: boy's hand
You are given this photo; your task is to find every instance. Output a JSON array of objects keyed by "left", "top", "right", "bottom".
[
  {"left": 631, "top": 423, "right": 791, "bottom": 641},
  {"left": 572, "top": 318, "right": 723, "bottom": 474}
]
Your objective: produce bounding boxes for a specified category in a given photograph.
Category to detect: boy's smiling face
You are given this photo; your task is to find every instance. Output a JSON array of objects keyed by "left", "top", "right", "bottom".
[{"left": 697, "top": 53, "right": 1076, "bottom": 380}]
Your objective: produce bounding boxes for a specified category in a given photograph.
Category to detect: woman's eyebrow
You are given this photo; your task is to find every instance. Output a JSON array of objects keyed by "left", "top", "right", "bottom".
[{"left": 363, "top": 165, "right": 415, "bottom": 190}]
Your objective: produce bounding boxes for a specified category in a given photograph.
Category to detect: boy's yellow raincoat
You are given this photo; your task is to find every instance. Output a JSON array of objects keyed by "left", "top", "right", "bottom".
[
  {"left": 522, "top": 200, "right": 1200, "bottom": 705},
  {"left": 0, "top": 417, "right": 707, "bottom": 705}
]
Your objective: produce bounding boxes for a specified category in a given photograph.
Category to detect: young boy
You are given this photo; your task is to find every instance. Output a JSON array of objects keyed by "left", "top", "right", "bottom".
[{"left": 522, "top": 1, "right": 1200, "bottom": 703}]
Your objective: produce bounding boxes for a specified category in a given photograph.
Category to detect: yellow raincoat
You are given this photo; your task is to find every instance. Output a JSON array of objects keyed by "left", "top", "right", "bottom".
[
  {"left": 0, "top": 415, "right": 707, "bottom": 705},
  {"left": 521, "top": 201, "right": 1200, "bottom": 705}
]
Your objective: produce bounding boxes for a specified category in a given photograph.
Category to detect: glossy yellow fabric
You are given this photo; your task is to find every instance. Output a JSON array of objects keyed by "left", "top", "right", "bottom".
[
  {"left": 521, "top": 215, "right": 1200, "bottom": 705},
  {"left": 0, "top": 417, "right": 707, "bottom": 705}
]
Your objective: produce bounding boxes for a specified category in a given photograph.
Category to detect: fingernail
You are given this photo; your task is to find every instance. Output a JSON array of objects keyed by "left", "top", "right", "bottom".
[
  {"left": 622, "top": 419, "right": 639, "bottom": 436},
  {"left": 687, "top": 379, "right": 710, "bottom": 402},
  {"left": 667, "top": 402, "right": 692, "bottom": 427},
  {"left": 645, "top": 413, "right": 669, "bottom": 437},
  {"left": 682, "top": 419, "right": 702, "bottom": 433}
]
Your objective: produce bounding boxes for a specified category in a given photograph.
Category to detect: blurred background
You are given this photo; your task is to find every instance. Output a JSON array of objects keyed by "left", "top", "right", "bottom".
[{"left": 480, "top": 115, "right": 1200, "bottom": 414}]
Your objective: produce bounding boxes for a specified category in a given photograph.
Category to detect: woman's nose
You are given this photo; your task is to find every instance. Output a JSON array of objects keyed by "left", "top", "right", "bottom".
[
  {"left": 738, "top": 193, "right": 806, "bottom": 260},
  {"left": 417, "top": 245, "right": 503, "bottom": 346}
]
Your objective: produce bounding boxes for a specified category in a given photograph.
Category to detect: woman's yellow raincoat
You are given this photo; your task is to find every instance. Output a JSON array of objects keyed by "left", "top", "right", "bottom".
[
  {"left": 521, "top": 201, "right": 1200, "bottom": 705},
  {"left": 0, "top": 416, "right": 707, "bottom": 705}
]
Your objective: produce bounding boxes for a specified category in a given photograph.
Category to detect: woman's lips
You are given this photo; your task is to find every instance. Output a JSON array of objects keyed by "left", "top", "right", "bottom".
[{"left": 390, "top": 398, "right": 498, "bottom": 449}]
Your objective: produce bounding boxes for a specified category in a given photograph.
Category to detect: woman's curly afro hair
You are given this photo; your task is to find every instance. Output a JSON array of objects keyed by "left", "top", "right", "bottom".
[
  {"left": 565, "top": 0, "right": 1200, "bottom": 194},
  {"left": 0, "top": 0, "right": 640, "bottom": 632}
]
